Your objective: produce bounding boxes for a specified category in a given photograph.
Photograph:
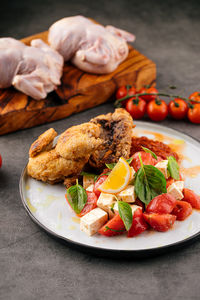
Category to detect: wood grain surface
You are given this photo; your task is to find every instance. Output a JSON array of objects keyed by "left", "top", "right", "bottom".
[{"left": 0, "top": 31, "right": 156, "bottom": 135}]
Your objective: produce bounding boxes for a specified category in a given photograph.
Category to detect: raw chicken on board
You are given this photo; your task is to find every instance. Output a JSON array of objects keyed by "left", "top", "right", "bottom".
[
  {"left": 0, "top": 38, "right": 63, "bottom": 100},
  {"left": 48, "top": 15, "right": 135, "bottom": 74}
]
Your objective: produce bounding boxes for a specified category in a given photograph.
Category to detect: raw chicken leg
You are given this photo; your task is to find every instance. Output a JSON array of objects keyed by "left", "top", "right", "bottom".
[
  {"left": 48, "top": 15, "right": 135, "bottom": 74},
  {"left": 0, "top": 38, "right": 64, "bottom": 99}
]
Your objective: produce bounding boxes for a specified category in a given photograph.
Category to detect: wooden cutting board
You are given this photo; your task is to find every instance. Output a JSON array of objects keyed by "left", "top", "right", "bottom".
[{"left": 0, "top": 31, "right": 156, "bottom": 135}]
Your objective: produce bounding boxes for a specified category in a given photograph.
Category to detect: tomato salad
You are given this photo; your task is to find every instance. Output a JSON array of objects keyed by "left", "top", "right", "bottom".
[{"left": 65, "top": 148, "right": 200, "bottom": 237}]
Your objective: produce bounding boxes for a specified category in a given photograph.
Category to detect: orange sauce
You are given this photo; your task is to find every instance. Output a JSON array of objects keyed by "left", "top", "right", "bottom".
[{"left": 181, "top": 166, "right": 200, "bottom": 178}]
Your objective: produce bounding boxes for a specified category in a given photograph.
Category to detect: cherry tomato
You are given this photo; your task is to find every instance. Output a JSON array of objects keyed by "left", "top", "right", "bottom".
[
  {"left": 168, "top": 98, "right": 188, "bottom": 120},
  {"left": 189, "top": 91, "right": 200, "bottom": 104},
  {"left": 127, "top": 208, "right": 148, "bottom": 237},
  {"left": 147, "top": 99, "right": 168, "bottom": 121},
  {"left": 98, "top": 213, "right": 125, "bottom": 236},
  {"left": 125, "top": 97, "right": 146, "bottom": 120},
  {"left": 0, "top": 154, "right": 2, "bottom": 168},
  {"left": 172, "top": 200, "right": 192, "bottom": 221},
  {"left": 134, "top": 198, "right": 145, "bottom": 211},
  {"left": 77, "top": 191, "right": 98, "bottom": 217},
  {"left": 143, "top": 213, "right": 176, "bottom": 232},
  {"left": 93, "top": 175, "right": 108, "bottom": 198},
  {"left": 130, "top": 151, "right": 157, "bottom": 172},
  {"left": 183, "top": 188, "right": 200, "bottom": 209},
  {"left": 187, "top": 104, "right": 200, "bottom": 124},
  {"left": 139, "top": 86, "right": 158, "bottom": 102},
  {"left": 116, "top": 86, "right": 136, "bottom": 106},
  {"left": 116, "top": 86, "right": 127, "bottom": 99},
  {"left": 146, "top": 193, "right": 176, "bottom": 214}
]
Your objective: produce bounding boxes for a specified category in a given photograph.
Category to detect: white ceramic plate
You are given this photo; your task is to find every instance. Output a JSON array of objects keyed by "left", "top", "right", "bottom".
[{"left": 20, "top": 122, "right": 200, "bottom": 257}]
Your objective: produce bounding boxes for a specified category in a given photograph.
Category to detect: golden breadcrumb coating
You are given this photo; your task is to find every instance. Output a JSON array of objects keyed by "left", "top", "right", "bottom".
[
  {"left": 27, "top": 122, "right": 102, "bottom": 183},
  {"left": 27, "top": 109, "right": 135, "bottom": 185},
  {"left": 89, "top": 108, "right": 135, "bottom": 169},
  {"left": 29, "top": 128, "right": 57, "bottom": 158}
]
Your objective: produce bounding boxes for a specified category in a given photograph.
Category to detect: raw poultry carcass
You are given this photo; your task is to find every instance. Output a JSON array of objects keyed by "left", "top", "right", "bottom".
[
  {"left": 27, "top": 109, "right": 135, "bottom": 184},
  {"left": 0, "top": 38, "right": 63, "bottom": 99},
  {"left": 48, "top": 15, "right": 135, "bottom": 74}
]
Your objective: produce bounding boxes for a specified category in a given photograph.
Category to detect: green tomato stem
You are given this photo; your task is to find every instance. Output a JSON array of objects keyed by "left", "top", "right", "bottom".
[{"left": 114, "top": 92, "right": 200, "bottom": 107}]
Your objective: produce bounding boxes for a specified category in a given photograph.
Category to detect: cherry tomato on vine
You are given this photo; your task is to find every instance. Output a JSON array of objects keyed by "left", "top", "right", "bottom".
[
  {"left": 147, "top": 99, "right": 168, "bottom": 121},
  {"left": 139, "top": 86, "right": 158, "bottom": 102},
  {"left": 187, "top": 104, "right": 200, "bottom": 124},
  {"left": 125, "top": 97, "right": 146, "bottom": 119},
  {"left": 189, "top": 91, "right": 200, "bottom": 104},
  {"left": 168, "top": 98, "right": 188, "bottom": 120},
  {"left": 116, "top": 86, "right": 136, "bottom": 106},
  {"left": 116, "top": 86, "right": 127, "bottom": 100}
]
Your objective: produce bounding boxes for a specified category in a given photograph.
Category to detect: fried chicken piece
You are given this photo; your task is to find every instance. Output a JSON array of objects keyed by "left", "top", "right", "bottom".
[
  {"left": 27, "top": 123, "right": 102, "bottom": 184},
  {"left": 131, "top": 136, "right": 179, "bottom": 161},
  {"left": 89, "top": 108, "right": 135, "bottom": 169},
  {"left": 56, "top": 123, "right": 101, "bottom": 160},
  {"left": 29, "top": 128, "right": 57, "bottom": 158}
]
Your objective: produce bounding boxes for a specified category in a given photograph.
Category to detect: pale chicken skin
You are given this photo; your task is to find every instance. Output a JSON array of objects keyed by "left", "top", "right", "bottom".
[
  {"left": 48, "top": 15, "right": 135, "bottom": 74},
  {"left": 0, "top": 38, "right": 63, "bottom": 99},
  {"left": 27, "top": 109, "right": 135, "bottom": 185}
]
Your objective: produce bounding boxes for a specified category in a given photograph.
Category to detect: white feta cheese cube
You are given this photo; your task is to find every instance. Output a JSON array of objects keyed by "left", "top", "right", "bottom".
[
  {"left": 174, "top": 180, "right": 184, "bottom": 191},
  {"left": 97, "top": 193, "right": 116, "bottom": 213},
  {"left": 155, "top": 160, "right": 169, "bottom": 179},
  {"left": 131, "top": 204, "right": 142, "bottom": 214},
  {"left": 80, "top": 208, "right": 108, "bottom": 236},
  {"left": 117, "top": 185, "right": 136, "bottom": 203},
  {"left": 83, "top": 175, "right": 95, "bottom": 189},
  {"left": 167, "top": 181, "right": 184, "bottom": 200},
  {"left": 86, "top": 184, "right": 94, "bottom": 192}
]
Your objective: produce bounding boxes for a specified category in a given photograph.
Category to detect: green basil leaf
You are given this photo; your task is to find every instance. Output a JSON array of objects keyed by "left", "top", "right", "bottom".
[
  {"left": 135, "top": 165, "right": 167, "bottom": 205},
  {"left": 105, "top": 163, "right": 116, "bottom": 169},
  {"left": 105, "top": 158, "right": 133, "bottom": 170},
  {"left": 110, "top": 203, "right": 115, "bottom": 213},
  {"left": 105, "top": 226, "right": 125, "bottom": 233},
  {"left": 167, "top": 156, "right": 180, "bottom": 180},
  {"left": 96, "top": 172, "right": 111, "bottom": 181},
  {"left": 141, "top": 146, "right": 157, "bottom": 159},
  {"left": 80, "top": 171, "right": 98, "bottom": 182},
  {"left": 66, "top": 183, "right": 87, "bottom": 214},
  {"left": 126, "top": 157, "right": 133, "bottom": 164},
  {"left": 118, "top": 201, "right": 133, "bottom": 231}
]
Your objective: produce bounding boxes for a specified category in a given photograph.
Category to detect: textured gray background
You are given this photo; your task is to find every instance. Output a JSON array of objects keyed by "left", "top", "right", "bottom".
[{"left": 0, "top": 0, "right": 200, "bottom": 299}]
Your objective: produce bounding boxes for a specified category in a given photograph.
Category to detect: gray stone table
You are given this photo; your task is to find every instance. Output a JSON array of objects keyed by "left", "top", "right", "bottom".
[{"left": 0, "top": 0, "right": 200, "bottom": 299}]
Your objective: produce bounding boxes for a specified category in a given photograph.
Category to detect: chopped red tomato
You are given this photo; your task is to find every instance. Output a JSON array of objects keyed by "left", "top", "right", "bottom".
[
  {"left": 172, "top": 200, "right": 192, "bottom": 221},
  {"left": 93, "top": 175, "right": 108, "bottom": 198},
  {"left": 134, "top": 198, "right": 145, "bottom": 211},
  {"left": 166, "top": 177, "right": 175, "bottom": 188},
  {"left": 146, "top": 193, "right": 176, "bottom": 214},
  {"left": 143, "top": 213, "right": 176, "bottom": 232},
  {"left": 130, "top": 151, "right": 157, "bottom": 172},
  {"left": 183, "top": 188, "right": 200, "bottom": 209},
  {"left": 127, "top": 208, "right": 148, "bottom": 237},
  {"left": 77, "top": 191, "right": 98, "bottom": 217},
  {"left": 98, "top": 213, "right": 125, "bottom": 236}
]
